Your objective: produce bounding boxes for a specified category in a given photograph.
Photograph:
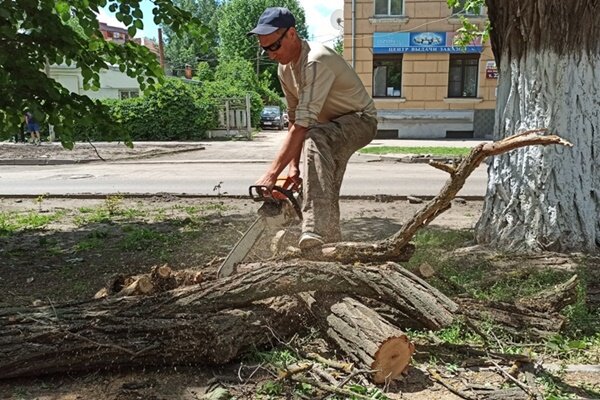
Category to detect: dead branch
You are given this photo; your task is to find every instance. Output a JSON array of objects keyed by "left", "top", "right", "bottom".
[
  {"left": 426, "top": 368, "right": 479, "bottom": 400},
  {"left": 289, "top": 375, "right": 374, "bottom": 400},
  {"left": 305, "top": 352, "right": 353, "bottom": 373},
  {"left": 303, "top": 129, "right": 572, "bottom": 264},
  {"left": 488, "top": 358, "right": 541, "bottom": 399}
]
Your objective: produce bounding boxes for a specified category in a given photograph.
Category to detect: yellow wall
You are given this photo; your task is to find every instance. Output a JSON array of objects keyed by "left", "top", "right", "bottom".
[{"left": 343, "top": 0, "right": 497, "bottom": 112}]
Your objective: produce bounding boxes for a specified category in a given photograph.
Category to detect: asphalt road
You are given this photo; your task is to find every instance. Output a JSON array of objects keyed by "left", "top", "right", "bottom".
[{"left": 0, "top": 160, "right": 488, "bottom": 198}]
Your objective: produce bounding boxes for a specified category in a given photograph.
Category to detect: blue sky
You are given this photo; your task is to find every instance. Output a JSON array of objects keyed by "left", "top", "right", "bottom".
[{"left": 99, "top": 0, "right": 343, "bottom": 44}]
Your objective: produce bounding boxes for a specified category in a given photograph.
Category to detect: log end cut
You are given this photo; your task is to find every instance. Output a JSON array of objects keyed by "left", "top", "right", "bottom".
[{"left": 371, "top": 335, "right": 415, "bottom": 384}]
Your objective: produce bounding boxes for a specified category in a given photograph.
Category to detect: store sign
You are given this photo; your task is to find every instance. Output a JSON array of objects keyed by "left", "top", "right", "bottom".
[
  {"left": 486, "top": 60, "right": 498, "bottom": 79},
  {"left": 373, "top": 32, "right": 483, "bottom": 54}
]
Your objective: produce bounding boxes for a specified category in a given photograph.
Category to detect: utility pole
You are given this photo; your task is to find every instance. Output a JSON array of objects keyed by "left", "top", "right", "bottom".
[
  {"left": 158, "top": 28, "right": 165, "bottom": 71},
  {"left": 256, "top": 46, "right": 260, "bottom": 76}
]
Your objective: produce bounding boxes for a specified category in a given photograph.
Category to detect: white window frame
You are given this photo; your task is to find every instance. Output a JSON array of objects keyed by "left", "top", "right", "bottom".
[
  {"left": 119, "top": 90, "right": 140, "bottom": 100},
  {"left": 374, "top": 0, "right": 404, "bottom": 17}
]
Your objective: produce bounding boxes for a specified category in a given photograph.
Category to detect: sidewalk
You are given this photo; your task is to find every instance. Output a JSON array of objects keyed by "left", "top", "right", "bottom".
[{"left": 0, "top": 133, "right": 491, "bottom": 165}]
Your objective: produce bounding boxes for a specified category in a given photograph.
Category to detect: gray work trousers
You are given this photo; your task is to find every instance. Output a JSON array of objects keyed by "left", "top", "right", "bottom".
[{"left": 302, "top": 112, "right": 378, "bottom": 243}]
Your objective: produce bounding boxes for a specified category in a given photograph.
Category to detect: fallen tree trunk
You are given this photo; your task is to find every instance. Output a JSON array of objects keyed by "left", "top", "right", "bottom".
[
  {"left": 0, "top": 296, "right": 308, "bottom": 379},
  {"left": 370, "top": 275, "right": 579, "bottom": 340},
  {"left": 0, "top": 262, "right": 454, "bottom": 379}
]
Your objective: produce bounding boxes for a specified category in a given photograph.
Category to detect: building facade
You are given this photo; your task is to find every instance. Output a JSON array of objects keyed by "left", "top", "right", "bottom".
[
  {"left": 46, "top": 14, "right": 162, "bottom": 102},
  {"left": 342, "top": 0, "right": 497, "bottom": 139}
]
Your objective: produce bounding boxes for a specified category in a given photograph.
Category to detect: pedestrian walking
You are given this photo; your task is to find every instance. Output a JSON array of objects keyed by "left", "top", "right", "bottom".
[{"left": 24, "top": 109, "right": 41, "bottom": 145}]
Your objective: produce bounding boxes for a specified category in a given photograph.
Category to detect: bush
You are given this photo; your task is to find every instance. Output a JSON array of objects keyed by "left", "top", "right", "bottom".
[
  {"left": 73, "top": 79, "right": 219, "bottom": 141},
  {"left": 71, "top": 59, "right": 272, "bottom": 141}
]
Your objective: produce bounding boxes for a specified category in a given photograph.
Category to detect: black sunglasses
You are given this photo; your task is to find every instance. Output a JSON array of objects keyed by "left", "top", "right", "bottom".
[{"left": 261, "top": 27, "right": 290, "bottom": 52}]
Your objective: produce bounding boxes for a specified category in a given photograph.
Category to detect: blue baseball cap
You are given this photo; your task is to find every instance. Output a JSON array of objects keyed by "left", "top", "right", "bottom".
[{"left": 247, "top": 7, "right": 296, "bottom": 36}]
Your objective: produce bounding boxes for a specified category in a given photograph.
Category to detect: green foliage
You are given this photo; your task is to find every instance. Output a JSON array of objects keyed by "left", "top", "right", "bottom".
[
  {"left": 73, "top": 78, "right": 218, "bottom": 140},
  {"left": 345, "top": 385, "right": 389, "bottom": 399},
  {"left": 0, "top": 0, "right": 206, "bottom": 146},
  {"left": 333, "top": 36, "right": 344, "bottom": 55},
  {"left": 446, "top": 0, "right": 489, "bottom": 46},
  {"left": 257, "top": 380, "right": 283, "bottom": 396},
  {"left": 163, "top": 0, "right": 219, "bottom": 73},
  {"left": 195, "top": 61, "right": 214, "bottom": 82},
  {"left": 121, "top": 226, "right": 167, "bottom": 251},
  {"left": 217, "top": 0, "right": 308, "bottom": 95},
  {"left": 104, "top": 195, "right": 124, "bottom": 216},
  {"left": 202, "top": 57, "right": 276, "bottom": 125}
]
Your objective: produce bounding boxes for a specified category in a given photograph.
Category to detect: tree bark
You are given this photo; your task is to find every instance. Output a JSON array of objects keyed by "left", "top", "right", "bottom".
[
  {"left": 456, "top": 298, "right": 567, "bottom": 340},
  {"left": 303, "top": 294, "right": 414, "bottom": 384},
  {"left": 0, "top": 262, "right": 455, "bottom": 379},
  {"left": 0, "top": 297, "right": 309, "bottom": 379},
  {"left": 480, "top": 0, "right": 600, "bottom": 252}
]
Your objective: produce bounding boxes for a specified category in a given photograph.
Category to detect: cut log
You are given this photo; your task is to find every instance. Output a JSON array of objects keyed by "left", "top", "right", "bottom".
[
  {"left": 149, "top": 264, "right": 177, "bottom": 292},
  {"left": 305, "top": 294, "right": 414, "bottom": 384},
  {"left": 117, "top": 276, "right": 154, "bottom": 297}
]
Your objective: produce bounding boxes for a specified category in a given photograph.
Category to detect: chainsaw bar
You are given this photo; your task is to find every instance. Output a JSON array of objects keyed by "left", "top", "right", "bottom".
[{"left": 217, "top": 179, "right": 302, "bottom": 279}]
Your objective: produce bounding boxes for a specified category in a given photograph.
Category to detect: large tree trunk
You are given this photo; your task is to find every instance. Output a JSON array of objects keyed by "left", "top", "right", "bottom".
[
  {"left": 0, "top": 262, "right": 454, "bottom": 379},
  {"left": 478, "top": 0, "right": 600, "bottom": 252}
]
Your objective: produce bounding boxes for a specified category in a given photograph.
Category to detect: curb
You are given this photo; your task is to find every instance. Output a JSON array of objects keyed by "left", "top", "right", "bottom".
[
  {"left": 0, "top": 155, "right": 462, "bottom": 166},
  {"left": 0, "top": 193, "right": 486, "bottom": 201},
  {"left": 0, "top": 146, "right": 206, "bottom": 166}
]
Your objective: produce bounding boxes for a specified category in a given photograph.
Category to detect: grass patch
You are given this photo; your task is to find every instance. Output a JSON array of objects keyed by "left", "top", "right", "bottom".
[
  {"left": 120, "top": 226, "right": 168, "bottom": 251},
  {"left": 0, "top": 211, "right": 63, "bottom": 236},
  {"left": 359, "top": 146, "right": 471, "bottom": 157}
]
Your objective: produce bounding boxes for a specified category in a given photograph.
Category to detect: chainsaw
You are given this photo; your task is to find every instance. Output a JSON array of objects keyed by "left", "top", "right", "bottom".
[{"left": 217, "top": 177, "right": 302, "bottom": 278}]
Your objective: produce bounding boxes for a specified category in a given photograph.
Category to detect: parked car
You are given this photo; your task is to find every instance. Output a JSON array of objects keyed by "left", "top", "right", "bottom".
[
  {"left": 282, "top": 112, "right": 289, "bottom": 128},
  {"left": 260, "top": 106, "right": 284, "bottom": 130}
]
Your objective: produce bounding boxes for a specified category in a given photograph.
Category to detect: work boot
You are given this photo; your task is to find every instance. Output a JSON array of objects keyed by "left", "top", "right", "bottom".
[{"left": 299, "top": 232, "right": 324, "bottom": 250}]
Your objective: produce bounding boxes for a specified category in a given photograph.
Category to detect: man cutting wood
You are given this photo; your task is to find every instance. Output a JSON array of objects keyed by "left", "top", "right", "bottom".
[{"left": 249, "top": 7, "right": 378, "bottom": 250}]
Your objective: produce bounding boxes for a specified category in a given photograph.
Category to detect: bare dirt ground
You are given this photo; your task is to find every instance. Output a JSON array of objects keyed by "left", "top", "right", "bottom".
[
  {"left": 0, "top": 142, "right": 205, "bottom": 162},
  {"left": 0, "top": 196, "right": 482, "bottom": 399},
  {"left": 1, "top": 195, "right": 598, "bottom": 400},
  {"left": 0, "top": 143, "right": 598, "bottom": 400}
]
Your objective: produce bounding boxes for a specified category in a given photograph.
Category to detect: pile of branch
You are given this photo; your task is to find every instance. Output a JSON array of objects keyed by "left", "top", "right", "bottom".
[{"left": 94, "top": 264, "right": 202, "bottom": 298}]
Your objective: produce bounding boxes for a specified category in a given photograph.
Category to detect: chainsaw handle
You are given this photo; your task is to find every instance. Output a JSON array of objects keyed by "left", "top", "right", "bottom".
[
  {"left": 249, "top": 184, "right": 303, "bottom": 220},
  {"left": 249, "top": 185, "right": 292, "bottom": 202}
]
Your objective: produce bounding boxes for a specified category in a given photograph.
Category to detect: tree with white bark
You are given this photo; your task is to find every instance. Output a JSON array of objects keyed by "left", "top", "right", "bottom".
[{"left": 452, "top": 0, "right": 600, "bottom": 253}]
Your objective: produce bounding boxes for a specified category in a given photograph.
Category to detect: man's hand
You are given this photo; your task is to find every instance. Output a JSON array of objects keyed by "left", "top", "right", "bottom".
[
  {"left": 288, "top": 165, "right": 301, "bottom": 187},
  {"left": 255, "top": 172, "right": 278, "bottom": 192}
]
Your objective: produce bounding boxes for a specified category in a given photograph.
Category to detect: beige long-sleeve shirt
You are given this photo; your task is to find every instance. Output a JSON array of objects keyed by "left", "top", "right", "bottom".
[{"left": 279, "top": 40, "right": 376, "bottom": 128}]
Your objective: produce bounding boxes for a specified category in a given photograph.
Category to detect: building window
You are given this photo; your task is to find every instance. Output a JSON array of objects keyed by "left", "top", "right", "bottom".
[
  {"left": 448, "top": 54, "right": 479, "bottom": 98},
  {"left": 113, "top": 32, "right": 121, "bottom": 39},
  {"left": 451, "top": 0, "right": 482, "bottom": 15},
  {"left": 373, "top": 54, "right": 402, "bottom": 97},
  {"left": 375, "top": 0, "right": 403, "bottom": 16},
  {"left": 119, "top": 90, "right": 139, "bottom": 100}
]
